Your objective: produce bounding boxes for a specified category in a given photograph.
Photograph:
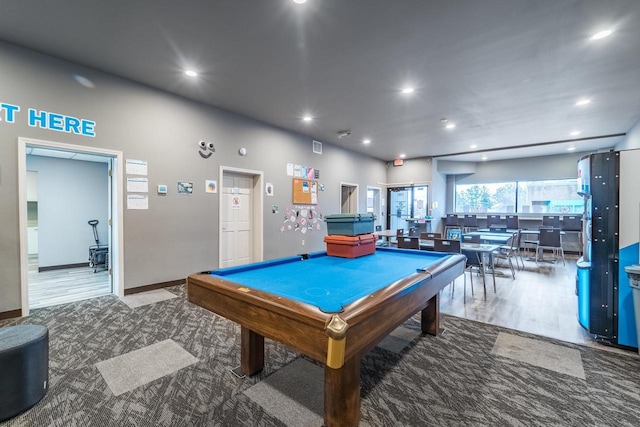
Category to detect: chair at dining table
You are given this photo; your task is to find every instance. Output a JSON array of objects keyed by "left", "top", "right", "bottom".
[
  {"left": 397, "top": 236, "right": 420, "bottom": 250},
  {"left": 391, "top": 228, "right": 404, "bottom": 246},
  {"left": 486, "top": 215, "right": 502, "bottom": 228},
  {"left": 463, "top": 214, "right": 479, "bottom": 233},
  {"left": 434, "top": 238, "right": 474, "bottom": 302},
  {"left": 493, "top": 230, "right": 520, "bottom": 278},
  {"left": 420, "top": 232, "right": 441, "bottom": 240},
  {"left": 535, "top": 227, "right": 565, "bottom": 265}
]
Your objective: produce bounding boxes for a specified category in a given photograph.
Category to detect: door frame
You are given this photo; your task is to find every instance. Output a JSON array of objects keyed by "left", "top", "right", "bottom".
[
  {"left": 219, "top": 166, "right": 264, "bottom": 267},
  {"left": 18, "top": 137, "right": 125, "bottom": 316},
  {"left": 367, "top": 185, "right": 383, "bottom": 229},
  {"left": 340, "top": 182, "right": 359, "bottom": 214}
]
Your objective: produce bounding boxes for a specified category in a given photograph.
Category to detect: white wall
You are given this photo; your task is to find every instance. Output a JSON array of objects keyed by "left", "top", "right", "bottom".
[
  {"left": 26, "top": 155, "right": 108, "bottom": 267},
  {"left": 616, "top": 118, "right": 640, "bottom": 151}
]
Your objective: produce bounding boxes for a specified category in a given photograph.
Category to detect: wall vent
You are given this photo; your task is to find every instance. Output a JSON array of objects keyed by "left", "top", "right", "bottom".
[{"left": 312, "top": 140, "right": 323, "bottom": 154}]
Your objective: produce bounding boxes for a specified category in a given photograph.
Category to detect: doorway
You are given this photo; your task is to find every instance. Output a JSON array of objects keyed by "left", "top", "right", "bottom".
[
  {"left": 340, "top": 182, "right": 359, "bottom": 214},
  {"left": 18, "top": 137, "right": 124, "bottom": 316},
  {"left": 387, "top": 185, "right": 429, "bottom": 233},
  {"left": 367, "top": 186, "right": 383, "bottom": 229},
  {"left": 219, "top": 167, "right": 264, "bottom": 268}
]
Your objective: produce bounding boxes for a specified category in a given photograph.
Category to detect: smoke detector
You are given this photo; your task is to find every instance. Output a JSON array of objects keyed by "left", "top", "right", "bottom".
[{"left": 337, "top": 130, "right": 352, "bottom": 139}]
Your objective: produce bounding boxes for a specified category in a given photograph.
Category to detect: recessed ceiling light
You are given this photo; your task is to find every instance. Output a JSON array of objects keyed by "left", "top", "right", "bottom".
[
  {"left": 399, "top": 153, "right": 406, "bottom": 158},
  {"left": 481, "top": 155, "right": 488, "bottom": 161},
  {"left": 445, "top": 123, "right": 456, "bottom": 129},
  {"left": 575, "top": 98, "right": 591, "bottom": 106},
  {"left": 363, "top": 139, "right": 371, "bottom": 144},
  {"left": 568, "top": 146, "right": 577, "bottom": 151},
  {"left": 293, "top": 0, "right": 307, "bottom": 3},
  {"left": 401, "top": 87, "right": 414, "bottom": 95},
  {"left": 302, "top": 115, "right": 312, "bottom": 122},
  {"left": 570, "top": 131, "right": 581, "bottom": 136},
  {"left": 590, "top": 30, "right": 613, "bottom": 40},
  {"left": 470, "top": 144, "right": 478, "bottom": 149},
  {"left": 185, "top": 70, "right": 198, "bottom": 77}
]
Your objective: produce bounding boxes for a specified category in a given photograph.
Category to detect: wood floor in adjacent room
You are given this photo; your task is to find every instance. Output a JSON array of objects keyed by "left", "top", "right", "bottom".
[
  {"left": 28, "top": 255, "right": 111, "bottom": 309},
  {"left": 439, "top": 251, "right": 603, "bottom": 348}
]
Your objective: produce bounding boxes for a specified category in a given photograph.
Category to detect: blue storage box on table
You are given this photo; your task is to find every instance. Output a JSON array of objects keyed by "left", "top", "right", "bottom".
[{"left": 324, "top": 213, "right": 376, "bottom": 236}]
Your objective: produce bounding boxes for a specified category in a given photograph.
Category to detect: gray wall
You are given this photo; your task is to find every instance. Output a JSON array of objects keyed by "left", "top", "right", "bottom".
[
  {"left": 616, "top": 118, "right": 640, "bottom": 151},
  {"left": 26, "top": 156, "right": 108, "bottom": 267},
  {"left": 0, "top": 41, "right": 387, "bottom": 312}
]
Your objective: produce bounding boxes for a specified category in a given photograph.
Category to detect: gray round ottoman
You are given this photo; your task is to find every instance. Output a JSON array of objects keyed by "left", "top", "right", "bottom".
[{"left": 0, "top": 324, "right": 49, "bottom": 422}]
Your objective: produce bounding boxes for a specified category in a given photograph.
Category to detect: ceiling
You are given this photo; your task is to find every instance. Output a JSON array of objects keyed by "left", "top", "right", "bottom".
[{"left": 2, "top": 0, "right": 639, "bottom": 162}]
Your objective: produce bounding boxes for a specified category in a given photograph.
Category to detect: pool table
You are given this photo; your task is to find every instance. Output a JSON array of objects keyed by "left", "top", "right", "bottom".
[{"left": 187, "top": 247, "right": 465, "bottom": 427}]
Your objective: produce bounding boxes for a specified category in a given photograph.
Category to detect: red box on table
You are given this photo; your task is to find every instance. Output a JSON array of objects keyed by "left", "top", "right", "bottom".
[{"left": 323, "top": 233, "right": 376, "bottom": 258}]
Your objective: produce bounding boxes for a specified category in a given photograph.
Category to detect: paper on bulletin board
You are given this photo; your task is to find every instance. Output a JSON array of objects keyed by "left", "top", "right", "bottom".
[
  {"left": 126, "top": 159, "right": 148, "bottom": 175},
  {"left": 127, "top": 177, "right": 148, "bottom": 193},
  {"left": 127, "top": 194, "right": 148, "bottom": 210}
]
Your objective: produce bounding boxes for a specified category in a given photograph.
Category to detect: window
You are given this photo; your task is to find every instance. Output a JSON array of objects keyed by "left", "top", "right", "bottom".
[
  {"left": 455, "top": 179, "right": 583, "bottom": 214},
  {"left": 455, "top": 182, "right": 515, "bottom": 213}
]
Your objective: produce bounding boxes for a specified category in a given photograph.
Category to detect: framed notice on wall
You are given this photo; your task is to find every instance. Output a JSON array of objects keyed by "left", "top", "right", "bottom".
[{"left": 292, "top": 178, "right": 318, "bottom": 204}]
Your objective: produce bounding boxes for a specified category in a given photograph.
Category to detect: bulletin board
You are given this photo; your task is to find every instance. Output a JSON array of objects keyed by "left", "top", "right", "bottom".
[{"left": 292, "top": 178, "right": 318, "bottom": 205}]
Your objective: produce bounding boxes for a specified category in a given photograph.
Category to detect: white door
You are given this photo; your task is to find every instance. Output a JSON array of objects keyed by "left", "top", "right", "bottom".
[{"left": 221, "top": 173, "right": 253, "bottom": 268}]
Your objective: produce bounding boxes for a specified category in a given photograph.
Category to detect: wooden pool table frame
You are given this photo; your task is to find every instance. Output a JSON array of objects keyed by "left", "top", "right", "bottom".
[{"left": 187, "top": 251, "right": 465, "bottom": 427}]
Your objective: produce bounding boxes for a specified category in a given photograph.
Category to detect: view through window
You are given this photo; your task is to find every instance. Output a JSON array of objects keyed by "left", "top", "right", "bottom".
[{"left": 455, "top": 179, "right": 583, "bottom": 214}]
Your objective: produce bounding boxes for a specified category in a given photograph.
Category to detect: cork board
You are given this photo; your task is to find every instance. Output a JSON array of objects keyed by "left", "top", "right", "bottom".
[{"left": 292, "top": 178, "right": 318, "bottom": 204}]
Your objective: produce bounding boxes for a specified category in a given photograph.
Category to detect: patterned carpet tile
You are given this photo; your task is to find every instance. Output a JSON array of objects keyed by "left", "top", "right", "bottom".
[{"left": 2, "top": 285, "right": 640, "bottom": 427}]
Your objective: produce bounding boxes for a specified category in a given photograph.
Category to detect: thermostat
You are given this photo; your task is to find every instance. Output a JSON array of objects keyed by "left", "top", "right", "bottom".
[{"left": 157, "top": 184, "right": 168, "bottom": 194}]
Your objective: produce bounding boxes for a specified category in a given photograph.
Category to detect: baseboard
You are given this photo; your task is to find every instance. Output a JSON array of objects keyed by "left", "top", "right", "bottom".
[
  {"left": 0, "top": 308, "right": 22, "bottom": 320},
  {"left": 39, "top": 262, "right": 89, "bottom": 272},
  {"left": 124, "top": 279, "right": 185, "bottom": 295}
]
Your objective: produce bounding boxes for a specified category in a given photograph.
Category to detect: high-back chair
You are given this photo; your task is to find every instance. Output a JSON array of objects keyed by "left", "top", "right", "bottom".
[
  {"left": 562, "top": 215, "right": 583, "bottom": 255},
  {"left": 535, "top": 228, "right": 564, "bottom": 265},
  {"left": 397, "top": 236, "right": 420, "bottom": 250},
  {"left": 420, "top": 232, "right": 441, "bottom": 240},
  {"left": 444, "top": 214, "right": 459, "bottom": 236},
  {"left": 493, "top": 230, "right": 521, "bottom": 278},
  {"left": 462, "top": 234, "right": 481, "bottom": 244},
  {"left": 463, "top": 214, "right": 479, "bottom": 233},
  {"left": 542, "top": 215, "right": 561, "bottom": 228},
  {"left": 506, "top": 214, "right": 519, "bottom": 230},
  {"left": 486, "top": 215, "right": 502, "bottom": 228}
]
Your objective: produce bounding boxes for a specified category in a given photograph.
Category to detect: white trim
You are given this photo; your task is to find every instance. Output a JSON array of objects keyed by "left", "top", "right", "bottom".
[
  {"left": 219, "top": 166, "right": 264, "bottom": 267},
  {"left": 367, "top": 185, "right": 383, "bottom": 228},
  {"left": 18, "top": 137, "right": 125, "bottom": 316}
]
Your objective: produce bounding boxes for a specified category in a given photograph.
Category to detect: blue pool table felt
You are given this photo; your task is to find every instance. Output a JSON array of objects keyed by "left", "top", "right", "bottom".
[{"left": 210, "top": 248, "right": 448, "bottom": 313}]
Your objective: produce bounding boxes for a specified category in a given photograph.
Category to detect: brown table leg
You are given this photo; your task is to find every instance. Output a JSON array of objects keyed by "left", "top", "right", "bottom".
[
  {"left": 241, "top": 326, "right": 264, "bottom": 375},
  {"left": 421, "top": 293, "right": 440, "bottom": 336},
  {"left": 324, "top": 355, "right": 361, "bottom": 427}
]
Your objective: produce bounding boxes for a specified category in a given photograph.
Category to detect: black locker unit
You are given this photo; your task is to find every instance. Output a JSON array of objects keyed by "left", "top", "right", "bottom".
[{"left": 588, "top": 151, "right": 620, "bottom": 342}]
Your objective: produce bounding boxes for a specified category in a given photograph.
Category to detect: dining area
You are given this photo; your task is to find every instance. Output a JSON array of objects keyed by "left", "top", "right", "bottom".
[{"left": 374, "top": 213, "right": 577, "bottom": 304}]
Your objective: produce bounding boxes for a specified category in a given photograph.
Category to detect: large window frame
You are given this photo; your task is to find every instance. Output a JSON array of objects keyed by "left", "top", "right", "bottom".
[{"left": 454, "top": 178, "right": 583, "bottom": 215}]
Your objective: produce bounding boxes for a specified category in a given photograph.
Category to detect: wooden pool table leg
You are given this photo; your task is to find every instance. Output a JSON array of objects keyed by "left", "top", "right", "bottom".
[
  {"left": 421, "top": 293, "right": 440, "bottom": 336},
  {"left": 324, "top": 355, "right": 361, "bottom": 427},
  {"left": 240, "top": 326, "right": 264, "bottom": 375}
]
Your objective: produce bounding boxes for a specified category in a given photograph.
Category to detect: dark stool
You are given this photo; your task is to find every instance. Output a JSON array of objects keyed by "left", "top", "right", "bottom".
[{"left": 0, "top": 325, "right": 49, "bottom": 422}]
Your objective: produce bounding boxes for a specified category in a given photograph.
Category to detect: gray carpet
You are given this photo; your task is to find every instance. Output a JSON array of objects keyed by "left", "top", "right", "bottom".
[{"left": 1, "top": 284, "right": 639, "bottom": 426}]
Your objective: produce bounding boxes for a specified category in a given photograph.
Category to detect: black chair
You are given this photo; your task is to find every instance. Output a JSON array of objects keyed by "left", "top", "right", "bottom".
[
  {"left": 374, "top": 225, "right": 385, "bottom": 246},
  {"left": 420, "top": 232, "right": 441, "bottom": 240},
  {"left": 434, "top": 238, "right": 470, "bottom": 299},
  {"left": 542, "top": 215, "right": 561, "bottom": 228},
  {"left": 562, "top": 215, "right": 583, "bottom": 255},
  {"left": 408, "top": 227, "right": 418, "bottom": 237},
  {"left": 392, "top": 228, "right": 404, "bottom": 246},
  {"left": 535, "top": 228, "right": 564, "bottom": 265},
  {"left": 443, "top": 214, "right": 459, "bottom": 237},
  {"left": 489, "top": 226, "right": 507, "bottom": 233},
  {"left": 493, "top": 230, "right": 520, "bottom": 278},
  {"left": 397, "top": 236, "right": 420, "bottom": 250},
  {"left": 462, "top": 234, "right": 481, "bottom": 244},
  {"left": 486, "top": 215, "right": 501, "bottom": 228},
  {"left": 463, "top": 214, "right": 479, "bottom": 233},
  {"left": 506, "top": 214, "right": 519, "bottom": 230}
]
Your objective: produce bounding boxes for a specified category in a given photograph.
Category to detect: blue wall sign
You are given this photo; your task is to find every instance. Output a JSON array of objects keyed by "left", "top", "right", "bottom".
[{"left": 0, "top": 102, "right": 96, "bottom": 137}]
